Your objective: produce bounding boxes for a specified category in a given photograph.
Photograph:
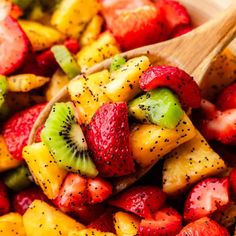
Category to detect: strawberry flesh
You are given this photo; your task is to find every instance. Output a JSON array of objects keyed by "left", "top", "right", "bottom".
[
  {"left": 229, "top": 168, "right": 236, "bottom": 199},
  {"left": 0, "top": 181, "right": 10, "bottom": 216}
]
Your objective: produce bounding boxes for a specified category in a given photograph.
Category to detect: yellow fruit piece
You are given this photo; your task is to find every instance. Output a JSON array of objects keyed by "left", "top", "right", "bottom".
[
  {"left": 68, "top": 70, "right": 111, "bottom": 124},
  {"left": 105, "top": 56, "right": 150, "bottom": 102},
  {"left": 0, "top": 135, "right": 21, "bottom": 172},
  {"left": 70, "top": 229, "right": 115, "bottom": 236},
  {"left": 19, "top": 20, "right": 65, "bottom": 51},
  {"left": 23, "top": 142, "right": 67, "bottom": 199},
  {"left": 45, "top": 70, "right": 69, "bottom": 101},
  {"left": 51, "top": 0, "right": 100, "bottom": 39},
  {"left": 114, "top": 211, "right": 140, "bottom": 236},
  {"left": 163, "top": 130, "right": 226, "bottom": 196},
  {"left": 77, "top": 31, "right": 120, "bottom": 72},
  {"left": 80, "top": 15, "right": 104, "bottom": 47},
  {"left": 0, "top": 212, "right": 26, "bottom": 236},
  {"left": 7, "top": 74, "right": 49, "bottom": 92},
  {"left": 23, "top": 200, "right": 84, "bottom": 236},
  {"left": 130, "top": 114, "right": 196, "bottom": 167}
]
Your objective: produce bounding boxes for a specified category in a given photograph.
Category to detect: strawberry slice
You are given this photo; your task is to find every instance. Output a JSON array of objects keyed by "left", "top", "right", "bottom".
[
  {"left": 177, "top": 217, "right": 230, "bottom": 236},
  {"left": 0, "top": 1, "right": 23, "bottom": 20},
  {"left": 138, "top": 207, "right": 182, "bottom": 236},
  {"left": 86, "top": 102, "right": 135, "bottom": 177},
  {"left": 2, "top": 103, "right": 46, "bottom": 160},
  {"left": 0, "top": 181, "right": 10, "bottom": 216},
  {"left": 216, "top": 82, "right": 236, "bottom": 111},
  {"left": 171, "top": 25, "right": 193, "bottom": 38},
  {"left": 64, "top": 39, "right": 80, "bottom": 54},
  {"left": 229, "top": 168, "right": 236, "bottom": 199},
  {"left": 0, "top": 16, "right": 30, "bottom": 75},
  {"left": 109, "top": 186, "right": 166, "bottom": 218},
  {"left": 139, "top": 65, "right": 201, "bottom": 108},
  {"left": 184, "top": 177, "right": 229, "bottom": 222}
]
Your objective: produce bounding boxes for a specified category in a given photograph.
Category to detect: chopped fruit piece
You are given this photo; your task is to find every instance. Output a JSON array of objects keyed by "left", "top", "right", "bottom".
[
  {"left": 86, "top": 102, "right": 135, "bottom": 177},
  {"left": 0, "top": 75, "right": 8, "bottom": 97},
  {"left": 130, "top": 114, "right": 196, "bottom": 167},
  {"left": 0, "top": 181, "right": 10, "bottom": 215},
  {"left": 105, "top": 56, "right": 150, "bottom": 102},
  {"left": 138, "top": 207, "right": 182, "bottom": 236},
  {"left": 0, "top": 0, "right": 23, "bottom": 20},
  {"left": 2, "top": 103, "right": 46, "bottom": 160},
  {"left": 184, "top": 177, "right": 229, "bottom": 222},
  {"left": 163, "top": 131, "right": 227, "bottom": 195},
  {"left": 13, "top": 187, "right": 48, "bottom": 215},
  {"left": 177, "top": 217, "right": 230, "bottom": 236},
  {"left": 23, "top": 200, "right": 85, "bottom": 236},
  {"left": 109, "top": 186, "right": 165, "bottom": 218},
  {"left": 171, "top": 25, "right": 193, "bottom": 38},
  {"left": 64, "top": 39, "right": 80, "bottom": 54},
  {"left": 139, "top": 65, "right": 201, "bottom": 108},
  {"left": 229, "top": 168, "right": 236, "bottom": 198},
  {"left": 71, "top": 229, "right": 115, "bottom": 236},
  {"left": 114, "top": 211, "right": 140, "bottom": 236},
  {"left": 129, "top": 88, "right": 184, "bottom": 129},
  {"left": 23, "top": 142, "right": 67, "bottom": 199},
  {"left": 110, "top": 55, "right": 126, "bottom": 72},
  {"left": 0, "top": 16, "right": 30, "bottom": 75},
  {"left": 41, "top": 102, "right": 98, "bottom": 177}
]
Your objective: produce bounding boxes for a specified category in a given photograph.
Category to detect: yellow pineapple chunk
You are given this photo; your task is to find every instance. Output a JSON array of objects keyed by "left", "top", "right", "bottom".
[
  {"left": 51, "top": 0, "right": 100, "bottom": 39},
  {"left": 19, "top": 20, "right": 65, "bottom": 51},
  {"left": 77, "top": 32, "right": 120, "bottom": 72},
  {"left": 23, "top": 200, "right": 84, "bottom": 236},
  {"left": 130, "top": 114, "right": 196, "bottom": 167},
  {"left": 105, "top": 56, "right": 150, "bottom": 102},
  {"left": 0, "top": 213, "right": 26, "bottom": 236},
  {"left": 70, "top": 229, "right": 115, "bottom": 236},
  {"left": 114, "top": 211, "right": 140, "bottom": 236},
  {"left": 163, "top": 130, "right": 226, "bottom": 196},
  {"left": 23, "top": 142, "right": 67, "bottom": 199}
]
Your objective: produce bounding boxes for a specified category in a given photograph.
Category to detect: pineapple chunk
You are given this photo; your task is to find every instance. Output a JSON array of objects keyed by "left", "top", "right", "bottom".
[
  {"left": 23, "top": 200, "right": 84, "bottom": 236},
  {"left": 130, "top": 114, "right": 196, "bottom": 167},
  {"left": 77, "top": 32, "right": 120, "bottom": 72},
  {"left": 163, "top": 131, "right": 226, "bottom": 195},
  {"left": 68, "top": 70, "right": 111, "bottom": 124},
  {"left": 19, "top": 20, "right": 65, "bottom": 51},
  {"left": 70, "top": 229, "right": 115, "bottom": 236},
  {"left": 114, "top": 211, "right": 140, "bottom": 236},
  {"left": 0, "top": 212, "right": 26, "bottom": 236},
  {"left": 51, "top": 0, "right": 100, "bottom": 39},
  {"left": 23, "top": 142, "right": 67, "bottom": 199},
  {"left": 80, "top": 15, "right": 104, "bottom": 47},
  {"left": 105, "top": 56, "right": 150, "bottom": 102}
]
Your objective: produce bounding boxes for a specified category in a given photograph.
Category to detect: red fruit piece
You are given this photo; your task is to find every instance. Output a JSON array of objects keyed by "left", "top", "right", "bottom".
[
  {"left": 86, "top": 102, "right": 135, "bottom": 177},
  {"left": 216, "top": 82, "right": 236, "bottom": 111},
  {"left": 0, "top": 1, "right": 22, "bottom": 20},
  {"left": 0, "top": 181, "right": 10, "bottom": 216},
  {"left": 2, "top": 103, "right": 46, "bottom": 160},
  {"left": 184, "top": 177, "right": 229, "bottom": 223},
  {"left": 109, "top": 186, "right": 166, "bottom": 218},
  {"left": 0, "top": 16, "right": 30, "bottom": 75},
  {"left": 64, "top": 39, "right": 80, "bottom": 54},
  {"left": 171, "top": 25, "right": 193, "bottom": 38},
  {"left": 139, "top": 66, "right": 201, "bottom": 108},
  {"left": 229, "top": 168, "right": 236, "bottom": 199},
  {"left": 35, "top": 125, "right": 44, "bottom": 143},
  {"left": 138, "top": 207, "right": 182, "bottom": 236},
  {"left": 177, "top": 217, "right": 230, "bottom": 236},
  {"left": 13, "top": 187, "right": 48, "bottom": 215}
]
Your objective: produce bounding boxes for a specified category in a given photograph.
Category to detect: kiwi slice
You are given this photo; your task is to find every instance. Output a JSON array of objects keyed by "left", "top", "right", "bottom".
[
  {"left": 41, "top": 102, "right": 98, "bottom": 177},
  {"left": 110, "top": 55, "right": 126, "bottom": 72}
]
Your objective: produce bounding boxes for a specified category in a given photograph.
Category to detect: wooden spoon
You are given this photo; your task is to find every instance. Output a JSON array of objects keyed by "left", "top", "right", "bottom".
[{"left": 28, "top": 4, "right": 236, "bottom": 193}]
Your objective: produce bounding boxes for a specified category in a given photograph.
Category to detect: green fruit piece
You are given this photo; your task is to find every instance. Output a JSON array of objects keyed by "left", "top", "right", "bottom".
[
  {"left": 51, "top": 45, "right": 81, "bottom": 79},
  {"left": 0, "top": 102, "right": 9, "bottom": 121},
  {"left": 4, "top": 165, "right": 32, "bottom": 191},
  {"left": 0, "top": 76, "right": 7, "bottom": 96},
  {"left": 110, "top": 55, "right": 126, "bottom": 72},
  {"left": 12, "top": 0, "right": 33, "bottom": 10},
  {"left": 129, "top": 88, "right": 184, "bottom": 129},
  {"left": 41, "top": 102, "right": 98, "bottom": 177}
]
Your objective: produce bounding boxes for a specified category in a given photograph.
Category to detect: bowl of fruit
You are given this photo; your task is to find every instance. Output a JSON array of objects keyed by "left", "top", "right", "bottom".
[{"left": 0, "top": 0, "right": 235, "bottom": 236}]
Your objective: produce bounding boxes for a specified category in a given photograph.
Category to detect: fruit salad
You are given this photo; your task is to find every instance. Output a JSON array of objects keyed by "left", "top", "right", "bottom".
[{"left": 0, "top": 0, "right": 236, "bottom": 236}]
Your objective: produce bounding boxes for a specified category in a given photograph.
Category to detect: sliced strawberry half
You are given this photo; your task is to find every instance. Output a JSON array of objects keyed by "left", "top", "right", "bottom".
[
  {"left": 0, "top": 16, "right": 30, "bottom": 75},
  {"left": 184, "top": 177, "right": 229, "bottom": 222},
  {"left": 139, "top": 65, "right": 201, "bottom": 108}
]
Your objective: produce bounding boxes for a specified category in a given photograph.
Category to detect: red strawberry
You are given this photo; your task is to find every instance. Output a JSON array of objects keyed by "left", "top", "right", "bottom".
[
  {"left": 138, "top": 207, "right": 182, "bottom": 236},
  {"left": 101, "top": 0, "right": 168, "bottom": 50},
  {"left": 171, "top": 25, "right": 193, "bottom": 38},
  {"left": 229, "top": 168, "right": 236, "bottom": 199},
  {"left": 86, "top": 102, "right": 135, "bottom": 177},
  {"left": 139, "top": 66, "right": 201, "bottom": 108},
  {"left": 0, "top": 16, "right": 30, "bottom": 75},
  {"left": 184, "top": 177, "right": 229, "bottom": 223},
  {"left": 2, "top": 103, "right": 46, "bottom": 160},
  {"left": 0, "top": 1, "right": 22, "bottom": 20},
  {"left": 35, "top": 125, "right": 44, "bottom": 143},
  {"left": 216, "top": 82, "right": 236, "bottom": 111},
  {"left": 0, "top": 181, "right": 10, "bottom": 215},
  {"left": 64, "top": 39, "right": 80, "bottom": 54},
  {"left": 177, "top": 217, "right": 230, "bottom": 236},
  {"left": 109, "top": 186, "right": 166, "bottom": 218},
  {"left": 13, "top": 186, "right": 48, "bottom": 215}
]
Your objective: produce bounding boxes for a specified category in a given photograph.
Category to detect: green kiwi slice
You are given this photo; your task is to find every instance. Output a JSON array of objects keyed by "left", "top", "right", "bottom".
[
  {"left": 110, "top": 55, "right": 126, "bottom": 72},
  {"left": 41, "top": 102, "right": 98, "bottom": 177}
]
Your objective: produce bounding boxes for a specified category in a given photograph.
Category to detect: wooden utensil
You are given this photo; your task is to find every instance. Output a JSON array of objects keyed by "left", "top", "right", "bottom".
[{"left": 28, "top": 4, "right": 236, "bottom": 193}]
